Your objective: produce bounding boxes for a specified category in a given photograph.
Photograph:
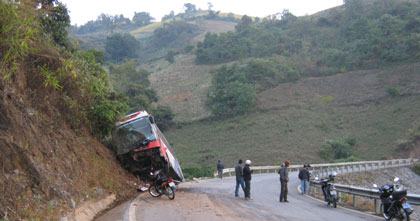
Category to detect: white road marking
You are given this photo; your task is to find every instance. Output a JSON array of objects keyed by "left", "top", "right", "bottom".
[{"left": 123, "top": 195, "right": 139, "bottom": 221}]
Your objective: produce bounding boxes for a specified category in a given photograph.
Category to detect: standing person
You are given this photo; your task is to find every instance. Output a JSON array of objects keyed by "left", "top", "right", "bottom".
[
  {"left": 279, "top": 160, "right": 290, "bottom": 202},
  {"left": 243, "top": 160, "right": 253, "bottom": 200},
  {"left": 234, "top": 159, "right": 245, "bottom": 197},
  {"left": 298, "top": 164, "right": 311, "bottom": 195},
  {"left": 217, "top": 160, "right": 224, "bottom": 179}
]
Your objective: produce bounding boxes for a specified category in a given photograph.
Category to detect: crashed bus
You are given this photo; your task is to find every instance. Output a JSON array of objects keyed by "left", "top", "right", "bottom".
[{"left": 111, "top": 110, "right": 184, "bottom": 182}]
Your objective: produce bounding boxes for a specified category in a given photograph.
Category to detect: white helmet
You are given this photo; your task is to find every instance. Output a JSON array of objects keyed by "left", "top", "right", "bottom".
[
  {"left": 245, "top": 160, "right": 252, "bottom": 165},
  {"left": 331, "top": 171, "right": 337, "bottom": 177}
]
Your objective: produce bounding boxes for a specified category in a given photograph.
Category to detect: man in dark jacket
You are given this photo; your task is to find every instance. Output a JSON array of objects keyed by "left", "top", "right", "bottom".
[
  {"left": 298, "top": 164, "right": 311, "bottom": 195},
  {"left": 243, "top": 160, "right": 253, "bottom": 200},
  {"left": 234, "top": 159, "right": 245, "bottom": 197},
  {"left": 279, "top": 160, "right": 290, "bottom": 202},
  {"left": 217, "top": 160, "right": 224, "bottom": 179}
]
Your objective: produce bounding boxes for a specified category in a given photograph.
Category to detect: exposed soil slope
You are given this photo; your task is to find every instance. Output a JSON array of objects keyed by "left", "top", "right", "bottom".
[{"left": 0, "top": 68, "right": 136, "bottom": 219}]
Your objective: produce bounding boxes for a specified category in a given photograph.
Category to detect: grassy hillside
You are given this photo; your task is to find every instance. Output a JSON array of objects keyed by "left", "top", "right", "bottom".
[{"left": 167, "top": 63, "right": 420, "bottom": 168}]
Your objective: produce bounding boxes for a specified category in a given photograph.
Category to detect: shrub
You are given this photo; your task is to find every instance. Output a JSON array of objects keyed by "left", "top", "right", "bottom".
[
  {"left": 165, "top": 50, "right": 175, "bottom": 63},
  {"left": 0, "top": 2, "right": 39, "bottom": 78},
  {"left": 184, "top": 45, "right": 194, "bottom": 53},
  {"left": 412, "top": 163, "right": 420, "bottom": 176},
  {"left": 207, "top": 65, "right": 256, "bottom": 118},
  {"left": 152, "top": 105, "right": 175, "bottom": 131},
  {"left": 386, "top": 86, "right": 401, "bottom": 97},
  {"left": 320, "top": 137, "right": 356, "bottom": 160},
  {"left": 182, "top": 166, "right": 214, "bottom": 179},
  {"left": 105, "top": 33, "right": 139, "bottom": 63}
]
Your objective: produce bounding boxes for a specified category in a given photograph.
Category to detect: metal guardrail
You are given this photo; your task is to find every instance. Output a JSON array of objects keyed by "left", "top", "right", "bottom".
[
  {"left": 310, "top": 182, "right": 420, "bottom": 206},
  {"left": 215, "top": 158, "right": 419, "bottom": 177},
  {"left": 214, "top": 158, "right": 420, "bottom": 215}
]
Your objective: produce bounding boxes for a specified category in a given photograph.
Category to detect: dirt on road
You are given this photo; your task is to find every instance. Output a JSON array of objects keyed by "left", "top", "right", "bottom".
[{"left": 96, "top": 180, "right": 255, "bottom": 221}]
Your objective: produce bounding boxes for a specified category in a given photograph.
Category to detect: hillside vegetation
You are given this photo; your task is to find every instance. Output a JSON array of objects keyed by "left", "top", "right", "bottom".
[
  {"left": 0, "top": 1, "right": 138, "bottom": 219},
  {"left": 167, "top": 63, "right": 420, "bottom": 168},
  {"left": 70, "top": 1, "right": 420, "bottom": 171}
]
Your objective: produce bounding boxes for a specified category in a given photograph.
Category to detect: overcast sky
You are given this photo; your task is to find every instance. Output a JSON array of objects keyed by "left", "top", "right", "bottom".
[{"left": 61, "top": 0, "right": 344, "bottom": 26}]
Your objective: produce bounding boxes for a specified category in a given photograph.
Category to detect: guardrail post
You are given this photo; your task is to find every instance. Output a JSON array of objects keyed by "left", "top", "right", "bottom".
[{"left": 352, "top": 195, "right": 356, "bottom": 208}]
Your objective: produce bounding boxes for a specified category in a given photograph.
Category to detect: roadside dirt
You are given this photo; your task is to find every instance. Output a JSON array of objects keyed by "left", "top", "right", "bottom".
[{"left": 96, "top": 181, "right": 254, "bottom": 221}]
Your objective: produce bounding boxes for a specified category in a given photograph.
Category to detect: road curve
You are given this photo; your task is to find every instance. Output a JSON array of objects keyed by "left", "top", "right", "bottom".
[{"left": 96, "top": 172, "right": 381, "bottom": 221}]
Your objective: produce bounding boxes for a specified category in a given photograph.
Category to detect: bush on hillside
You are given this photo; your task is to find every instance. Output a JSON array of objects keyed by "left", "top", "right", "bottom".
[
  {"left": 0, "top": 1, "right": 129, "bottom": 140},
  {"left": 412, "top": 163, "right": 420, "bottom": 176},
  {"left": 195, "top": 0, "right": 420, "bottom": 74},
  {"left": 152, "top": 21, "right": 199, "bottom": 47},
  {"left": 320, "top": 137, "right": 356, "bottom": 160},
  {"left": 109, "top": 61, "right": 157, "bottom": 112},
  {"left": 165, "top": 50, "right": 176, "bottom": 63},
  {"left": 105, "top": 33, "right": 139, "bottom": 63},
  {"left": 386, "top": 86, "right": 401, "bottom": 97},
  {"left": 152, "top": 105, "right": 175, "bottom": 131},
  {"left": 182, "top": 166, "right": 214, "bottom": 179},
  {"left": 207, "top": 65, "right": 256, "bottom": 118}
]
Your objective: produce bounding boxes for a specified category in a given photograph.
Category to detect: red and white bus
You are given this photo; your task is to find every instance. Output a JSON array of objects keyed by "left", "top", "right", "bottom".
[{"left": 111, "top": 110, "right": 184, "bottom": 182}]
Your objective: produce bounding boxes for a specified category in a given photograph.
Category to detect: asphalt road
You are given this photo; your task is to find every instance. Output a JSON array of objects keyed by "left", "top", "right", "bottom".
[{"left": 96, "top": 172, "right": 382, "bottom": 221}]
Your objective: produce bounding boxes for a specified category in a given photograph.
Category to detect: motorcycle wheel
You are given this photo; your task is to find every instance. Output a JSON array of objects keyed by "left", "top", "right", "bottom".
[
  {"left": 165, "top": 186, "right": 175, "bottom": 200},
  {"left": 387, "top": 207, "right": 410, "bottom": 221},
  {"left": 148, "top": 185, "right": 162, "bottom": 197}
]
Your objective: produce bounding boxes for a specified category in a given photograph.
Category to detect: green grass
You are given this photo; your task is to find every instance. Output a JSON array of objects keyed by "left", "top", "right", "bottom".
[
  {"left": 168, "top": 94, "right": 420, "bottom": 169},
  {"left": 413, "top": 163, "right": 420, "bottom": 176}
]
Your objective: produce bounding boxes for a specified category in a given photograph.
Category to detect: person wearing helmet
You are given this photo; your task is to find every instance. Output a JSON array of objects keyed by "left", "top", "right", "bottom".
[
  {"left": 279, "top": 160, "right": 290, "bottom": 202},
  {"left": 243, "top": 160, "right": 253, "bottom": 200}
]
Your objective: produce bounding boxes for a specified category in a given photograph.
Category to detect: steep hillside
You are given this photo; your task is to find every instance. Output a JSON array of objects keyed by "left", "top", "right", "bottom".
[
  {"left": 0, "top": 81, "right": 136, "bottom": 219},
  {"left": 166, "top": 63, "right": 420, "bottom": 168},
  {"left": 0, "top": 2, "right": 136, "bottom": 219}
]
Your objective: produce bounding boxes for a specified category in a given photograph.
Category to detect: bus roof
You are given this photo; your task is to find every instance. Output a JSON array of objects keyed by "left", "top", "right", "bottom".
[{"left": 116, "top": 110, "right": 149, "bottom": 127}]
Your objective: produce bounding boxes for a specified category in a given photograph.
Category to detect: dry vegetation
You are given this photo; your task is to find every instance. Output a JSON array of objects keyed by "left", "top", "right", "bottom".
[{"left": 165, "top": 63, "right": 420, "bottom": 168}]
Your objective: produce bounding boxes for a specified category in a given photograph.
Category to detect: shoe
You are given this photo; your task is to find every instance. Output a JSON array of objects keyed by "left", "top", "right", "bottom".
[
  {"left": 284, "top": 200, "right": 289, "bottom": 203},
  {"left": 235, "top": 195, "right": 239, "bottom": 197}
]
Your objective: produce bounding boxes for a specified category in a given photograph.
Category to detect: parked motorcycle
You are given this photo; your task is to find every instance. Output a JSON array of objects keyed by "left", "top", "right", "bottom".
[
  {"left": 148, "top": 170, "right": 176, "bottom": 200},
  {"left": 373, "top": 177, "right": 413, "bottom": 221},
  {"left": 316, "top": 172, "right": 339, "bottom": 208}
]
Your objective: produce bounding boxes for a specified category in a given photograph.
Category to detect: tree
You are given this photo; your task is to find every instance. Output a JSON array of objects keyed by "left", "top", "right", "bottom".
[
  {"left": 165, "top": 50, "right": 176, "bottom": 63},
  {"left": 162, "top": 10, "right": 175, "bottom": 21},
  {"left": 105, "top": 33, "right": 139, "bottom": 63},
  {"left": 151, "top": 106, "right": 175, "bottom": 131},
  {"left": 184, "top": 3, "right": 197, "bottom": 14},
  {"left": 132, "top": 12, "right": 154, "bottom": 27},
  {"left": 207, "top": 65, "right": 256, "bottom": 118},
  {"left": 37, "top": 0, "right": 71, "bottom": 47},
  {"left": 235, "top": 15, "right": 253, "bottom": 31},
  {"left": 109, "top": 61, "right": 157, "bottom": 112}
]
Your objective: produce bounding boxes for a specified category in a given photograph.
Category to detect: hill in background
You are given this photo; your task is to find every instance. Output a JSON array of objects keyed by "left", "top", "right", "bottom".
[{"left": 70, "top": 0, "right": 420, "bottom": 171}]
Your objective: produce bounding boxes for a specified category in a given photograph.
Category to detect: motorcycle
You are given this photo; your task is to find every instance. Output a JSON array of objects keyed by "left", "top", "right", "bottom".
[
  {"left": 148, "top": 170, "right": 176, "bottom": 200},
  {"left": 316, "top": 172, "right": 338, "bottom": 208},
  {"left": 373, "top": 177, "right": 413, "bottom": 221}
]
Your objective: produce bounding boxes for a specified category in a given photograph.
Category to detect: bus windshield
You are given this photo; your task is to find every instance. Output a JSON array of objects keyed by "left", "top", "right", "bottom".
[{"left": 112, "top": 117, "right": 156, "bottom": 155}]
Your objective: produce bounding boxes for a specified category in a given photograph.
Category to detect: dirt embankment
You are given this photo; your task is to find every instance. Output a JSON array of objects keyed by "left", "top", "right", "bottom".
[
  {"left": 0, "top": 67, "right": 136, "bottom": 219},
  {"left": 335, "top": 167, "right": 420, "bottom": 194}
]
